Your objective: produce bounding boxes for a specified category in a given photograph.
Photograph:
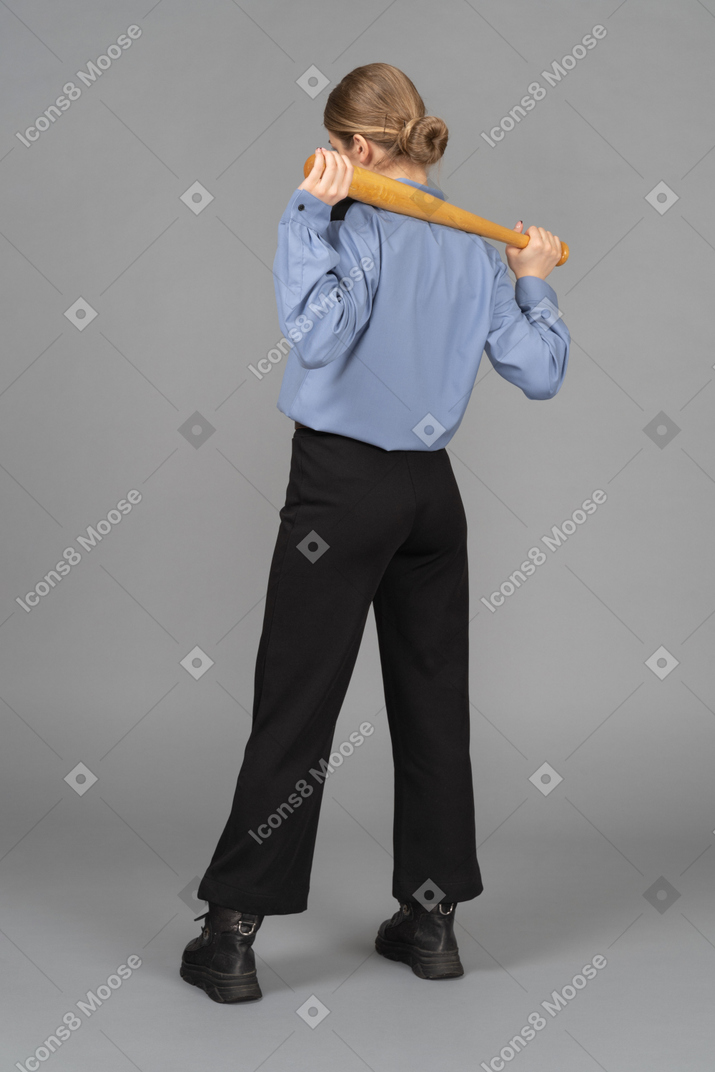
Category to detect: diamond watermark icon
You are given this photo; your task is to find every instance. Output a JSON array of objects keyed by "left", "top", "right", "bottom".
[
  {"left": 412, "top": 412, "right": 446, "bottom": 447},
  {"left": 65, "top": 762, "right": 98, "bottom": 796},
  {"left": 412, "top": 878, "right": 447, "bottom": 911},
  {"left": 530, "top": 762, "right": 563, "bottom": 796},
  {"left": 645, "top": 645, "right": 679, "bottom": 680},
  {"left": 64, "top": 297, "right": 98, "bottom": 331},
  {"left": 296, "top": 65, "right": 330, "bottom": 99},
  {"left": 297, "top": 530, "right": 330, "bottom": 563},
  {"left": 644, "top": 181, "right": 679, "bottom": 215},
  {"left": 643, "top": 410, "right": 680, "bottom": 449},
  {"left": 528, "top": 295, "right": 563, "bottom": 328},
  {"left": 296, "top": 994, "right": 330, "bottom": 1028},
  {"left": 180, "top": 181, "right": 214, "bottom": 215},
  {"left": 643, "top": 876, "right": 681, "bottom": 914},
  {"left": 178, "top": 411, "right": 216, "bottom": 448},
  {"left": 178, "top": 876, "right": 206, "bottom": 914},
  {"left": 405, "top": 186, "right": 442, "bottom": 217},
  {"left": 180, "top": 646, "right": 214, "bottom": 680}
]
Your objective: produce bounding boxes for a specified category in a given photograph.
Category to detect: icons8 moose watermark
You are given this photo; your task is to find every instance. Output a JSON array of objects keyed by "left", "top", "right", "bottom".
[{"left": 248, "top": 721, "right": 374, "bottom": 843}]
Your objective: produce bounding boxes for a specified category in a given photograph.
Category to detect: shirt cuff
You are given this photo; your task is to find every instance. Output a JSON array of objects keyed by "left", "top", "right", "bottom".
[
  {"left": 289, "top": 188, "right": 333, "bottom": 234},
  {"left": 514, "top": 275, "right": 563, "bottom": 329},
  {"left": 514, "top": 274, "right": 559, "bottom": 310}
]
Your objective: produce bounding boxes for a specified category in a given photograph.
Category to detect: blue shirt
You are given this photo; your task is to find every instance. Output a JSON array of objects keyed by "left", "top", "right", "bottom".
[{"left": 272, "top": 178, "right": 570, "bottom": 451}]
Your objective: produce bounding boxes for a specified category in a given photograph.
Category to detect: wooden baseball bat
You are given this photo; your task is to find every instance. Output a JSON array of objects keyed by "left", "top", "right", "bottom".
[{"left": 303, "top": 153, "right": 569, "bottom": 266}]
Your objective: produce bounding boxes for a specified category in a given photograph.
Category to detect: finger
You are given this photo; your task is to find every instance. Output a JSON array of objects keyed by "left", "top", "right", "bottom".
[
  {"left": 523, "top": 226, "right": 540, "bottom": 249},
  {"left": 318, "top": 148, "right": 339, "bottom": 190},
  {"left": 333, "top": 154, "right": 352, "bottom": 198},
  {"left": 327, "top": 151, "right": 346, "bottom": 195},
  {"left": 340, "top": 155, "right": 354, "bottom": 196},
  {"left": 304, "top": 151, "right": 325, "bottom": 188},
  {"left": 297, "top": 149, "right": 323, "bottom": 191}
]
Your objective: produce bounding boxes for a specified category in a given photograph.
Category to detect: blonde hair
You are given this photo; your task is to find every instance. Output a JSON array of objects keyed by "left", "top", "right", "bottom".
[{"left": 323, "top": 63, "right": 448, "bottom": 173}]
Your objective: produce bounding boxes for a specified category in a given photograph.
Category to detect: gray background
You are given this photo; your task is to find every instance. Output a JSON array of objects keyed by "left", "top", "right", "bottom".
[{"left": 1, "top": 0, "right": 714, "bottom": 1069}]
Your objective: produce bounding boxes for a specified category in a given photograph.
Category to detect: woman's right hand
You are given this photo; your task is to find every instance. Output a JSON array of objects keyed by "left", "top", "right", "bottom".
[
  {"left": 298, "top": 147, "right": 354, "bottom": 207},
  {"left": 505, "top": 221, "right": 562, "bottom": 280}
]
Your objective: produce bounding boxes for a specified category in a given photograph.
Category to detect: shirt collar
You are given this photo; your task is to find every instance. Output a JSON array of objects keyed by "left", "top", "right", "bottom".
[{"left": 394, "top": 177, "right": 446, "bottom": 201}]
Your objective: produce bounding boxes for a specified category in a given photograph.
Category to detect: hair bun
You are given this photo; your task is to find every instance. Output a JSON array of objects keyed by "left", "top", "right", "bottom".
[{"left": 396, "top": 114, "right": 449, "bottom": 166}]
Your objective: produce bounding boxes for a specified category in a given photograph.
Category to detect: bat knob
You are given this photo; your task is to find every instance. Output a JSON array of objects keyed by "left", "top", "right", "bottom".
[{"left": 556, "top": 241, "right": 569, "bottom": 267}]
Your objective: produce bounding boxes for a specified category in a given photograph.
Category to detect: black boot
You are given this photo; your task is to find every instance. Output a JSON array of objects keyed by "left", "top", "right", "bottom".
[
  {"left": 375, "top": 900, "right": 464, "bottom": 979},
  {"left": 180, "top": 902, "right": 264, "bottom": 1002}
]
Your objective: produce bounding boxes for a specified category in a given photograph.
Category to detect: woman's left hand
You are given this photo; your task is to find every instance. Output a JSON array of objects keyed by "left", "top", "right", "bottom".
[{"left": 298, "top": 148, "right": 354, "bottom": 207}]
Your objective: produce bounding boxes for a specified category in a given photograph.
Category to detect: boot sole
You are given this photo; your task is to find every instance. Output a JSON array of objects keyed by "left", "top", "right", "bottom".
[
  {"left": 180, "top": 961, "right": 262, "bottom": 1002},
  {"left": 375, "top": 933, "right": 464, "bottom": 979}
]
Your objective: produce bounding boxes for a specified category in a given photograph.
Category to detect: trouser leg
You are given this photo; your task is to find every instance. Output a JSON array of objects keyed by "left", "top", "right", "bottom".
[
  {"left": 197, "top": 430, "right": 414, "bottom": 915},
  {"left": 372, "top": 448, "right": 483, "bottom": 906}
]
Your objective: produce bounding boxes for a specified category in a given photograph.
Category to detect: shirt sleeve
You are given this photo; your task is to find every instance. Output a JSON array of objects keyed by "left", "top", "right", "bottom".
[
  {"left": 483, "top": 250, "right": 570, "bottom": 400},
  {"left": 272, "top": 188, "right": 381, "bottom": 370}
]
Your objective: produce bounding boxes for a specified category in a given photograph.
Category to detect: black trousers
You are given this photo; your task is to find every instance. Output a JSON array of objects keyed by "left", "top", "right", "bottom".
[{"left": 197, "top": 426, "right": 483, "bottom": 915}]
